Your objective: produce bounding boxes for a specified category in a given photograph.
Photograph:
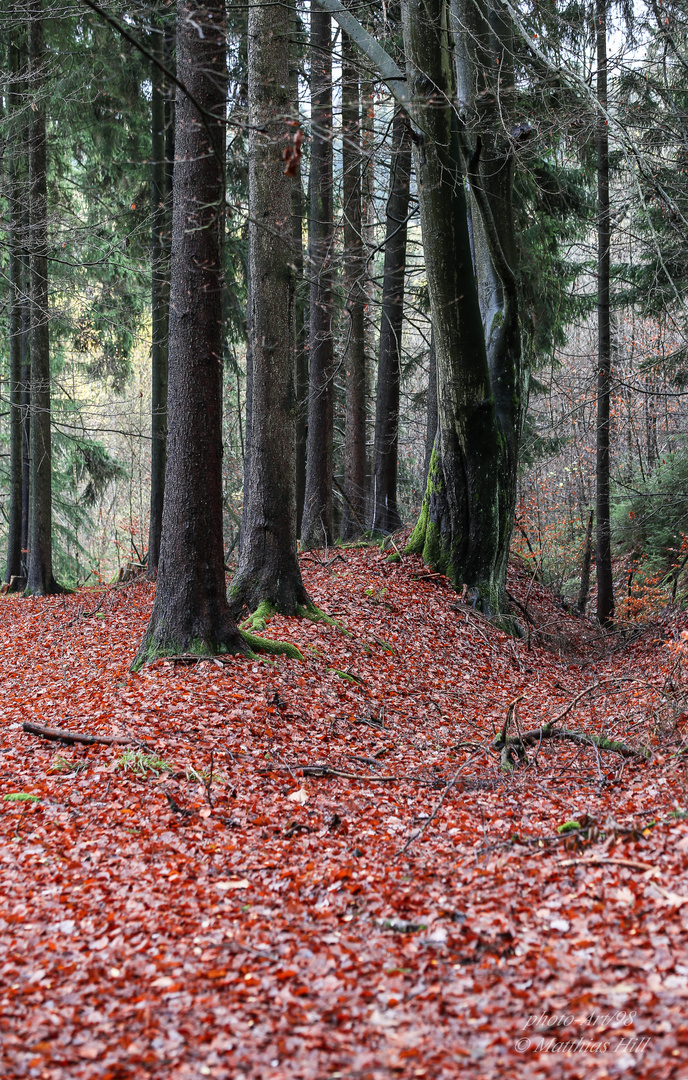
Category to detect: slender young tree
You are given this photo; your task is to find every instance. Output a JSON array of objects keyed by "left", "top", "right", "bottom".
[
  {"left": 341, "top": 31, "right": 367, "bottom": 539},
  {"left": 147, "top": 8, "right": 170, "bottom": 579},
  {"left": 227, "top": 0, "right": 313, "bottom": 623},
  {"left": 370, "top": 108, "right": 411, "bottom": 534},
  {"left": 595, "top": 0, "right": 614, "bottom": 624},
  {"left": 135, "top": 0, "right": 251, "bottom": 666},
  {"left": 5, "top": 42, "right": 24, "bottom": 586},
  {"left": 301, "top": 4, "right": 334, "bottom": 549},
  {"left": 26, "top": 0, "right": 61, "bottom": 596}
]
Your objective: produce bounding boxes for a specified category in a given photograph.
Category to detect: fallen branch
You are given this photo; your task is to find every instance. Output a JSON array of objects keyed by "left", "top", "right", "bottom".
[
  {"left": 558, "top": 856, "right": 658, "bottom": 873},
  {"left": 22, "top": 721, "right": 142, "bottom": 747},
  {"left": 493, "top": 724, "right": 649, "bottom": 772}
]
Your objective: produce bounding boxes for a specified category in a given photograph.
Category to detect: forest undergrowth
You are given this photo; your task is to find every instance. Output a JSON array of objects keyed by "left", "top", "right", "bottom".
[{"left": 1, "top": 541, "right": 688, "bottom": 1079}]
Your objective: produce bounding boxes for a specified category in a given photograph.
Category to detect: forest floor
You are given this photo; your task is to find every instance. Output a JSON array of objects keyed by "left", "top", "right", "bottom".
[{"left": 1, "top": 542, "right": 688, "bottom": 1080}]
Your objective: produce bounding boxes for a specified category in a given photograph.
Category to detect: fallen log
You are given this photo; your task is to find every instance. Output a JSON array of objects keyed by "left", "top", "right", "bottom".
[{"left": 22, "top": 721, "right": 139, "bottom": 747}]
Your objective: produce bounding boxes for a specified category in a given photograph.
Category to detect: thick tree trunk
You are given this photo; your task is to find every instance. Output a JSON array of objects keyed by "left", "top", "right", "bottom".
[
  {"left": 227, "top": 0, "right": 312, "bottom": 620},
  {"left": 26, "top": 0, "right": 61, "bottom": 596},
  {"left": 6, "top": 43, "right": 23, "bottom": 586},
  {"left": 290, "top": 0, "right": 308, "bottom": 541},
  {"left": 147, "top": 12, "right": 169, "bottom": 580},
  {"left": 451, "top": 0, "right": 525, "bottom": 601},
  {"left": 301, "top": 5, "right": 334, "bottom": 549},
  {"left": 402, "top": 0, "right": 502, "bottom": 615},
  {"left": 341, "top": 32, "right": 367, "bottom": 540},
  {"left": 20, "top": 201, "right": 30, "bottom": 577},
  {"left": 370, "top": 108, "right": 411, "bottom": 535},
  {"left": 595, "top": 0, "right": 614, "bottom": 625},
  {"left": 134, "top": 0, "right": 249, "bottom": 668}
]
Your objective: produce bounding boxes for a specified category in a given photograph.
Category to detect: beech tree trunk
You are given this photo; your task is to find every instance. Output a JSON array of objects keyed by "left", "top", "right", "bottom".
[
  {"left": 595, "top": 0, "right": 614, "bottom": 625},
  {"left": 301, "top": 5, "right": 334, "bottom": 549},
  {"left": 26, "top": 0, "right": 61, "bottom": 596},
  {"left": 227, "top": 0, "right": 311, "bottom": 618},
  {"left": 5, "top": 42, "right": 23, "bottom": 586},
  {"left": 370, "top": 108, "right": 411, "bottom": 535},
  {"left": 134, "top": 0, "right": 248, "bottom": 668},
  {"left": 341, "top": 31, "right": 367, "bottom": 540},
  {"left": 402, "top": 0, "right": 502, "bottom": 614},
  {"left": 147, "top": 10, "right": 169, "bottom": 579}
]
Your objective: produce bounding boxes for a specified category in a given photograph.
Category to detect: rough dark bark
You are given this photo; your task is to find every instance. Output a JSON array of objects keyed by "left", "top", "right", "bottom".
[
  {"left": 134, "top": 0, "right": 249, "bottom": 668},
  {"left": 20, "top": 199, "right": 31, "bottom": 578},
  {"left": 147, "top": 11, "right": 170, "bottom": 580},
  {"left": 227, "top": 0, "right": 312, "bottom": 621},
  {"left": 370, "top": 108, "right": 411, "bottom": 535},
  {"left": 290, "top": 0, "right": 308, "bottom": 541},
  {"left": 341, "top": 32, "right": 367, "bottom": 540},
  {"left": 26, "top": 0, "right": 61, "bottom": 596},
  {"left": 402, "top": 0, "right": 502, "bottom": 615},
  {"left": 595, "top": 0, "right": 614, "bottom": 625},
  {"left": 5, "top": 42, "right": 23, "bottom": 586},
  {"left": 423, "top": 329, "right": 437, "bottom": 488},
  {"left": 301, "top": 6, "right": 334, "bottom": 550}
]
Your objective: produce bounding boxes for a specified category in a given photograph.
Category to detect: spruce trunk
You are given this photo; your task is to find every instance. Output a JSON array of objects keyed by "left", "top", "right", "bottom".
[
  {"left": 341, "top": 32, "right": 367, "bottom": 540},
  {"left": 301, "top": 5, "right": 334, "bottom": 549},
  {"left": 26, "top": 0, "right": 61, "bottom": 596},
  {"left": 6, "top": 43, "right": 23, "bottom": 586},
  {"left": 227, "top": 0, "right": 312, "bottom": 619},
  {"left": 595, "top": 0, "right": 614, "bottom": 625},
  {"left": 370, "top": 108, "right": 411, "bottom": 535},
  {"left": 134, "top": 0, "right": 248, "bottom": 668},
  {"left": 147, "top": 13, "right": 169, "bottom": 580}
]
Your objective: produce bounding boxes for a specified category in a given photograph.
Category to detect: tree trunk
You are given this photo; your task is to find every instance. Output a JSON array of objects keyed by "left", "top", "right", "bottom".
[
  {"left": 134, "top": 0, "right": 249, "bottom": 668},
  {"left": 577, "top": 507, "right": 594, "bottom": 615},
  {"left": 401, "top": 0, "right": 502, "bottom": 615},
  {"left": 5, "top": 42, "right": 23, "bottom": 586},
  {"left": 423, "top": 328, "right": 437, "bottom": 488},
  {"left": 227, "top": 0, "right": 312, "bottom": 620},
  {"left": 595, "top": 0, "right": 614, "bottom": 625},
  {"left": 147, "top": 10, "right": 169, "bottom": 580},
  {"left": 289, "top": 0, "right": 308, "bottom": 541},
  {"left": 370, "top": 108, "right": 411, "bottom": 535},
  {"left": 451, "top": 0, "right": 525, "bottom": 600},
  {"left": 301, "top": 4, "right": 334, "bottom": 549},
  {"left": 21, "top": 198, "right": 31, "bottom": 578},
  {"left": 26, "top": 0, "right": 61, "bottom": 596},
  {"left": 341, "top": 31, "right": 367, "bottom": 540}
]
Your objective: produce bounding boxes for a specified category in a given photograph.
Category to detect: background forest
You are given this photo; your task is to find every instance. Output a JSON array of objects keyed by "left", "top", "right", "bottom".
[{"left": 1, "top": 0, "right": 687, "bottom": 625}]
